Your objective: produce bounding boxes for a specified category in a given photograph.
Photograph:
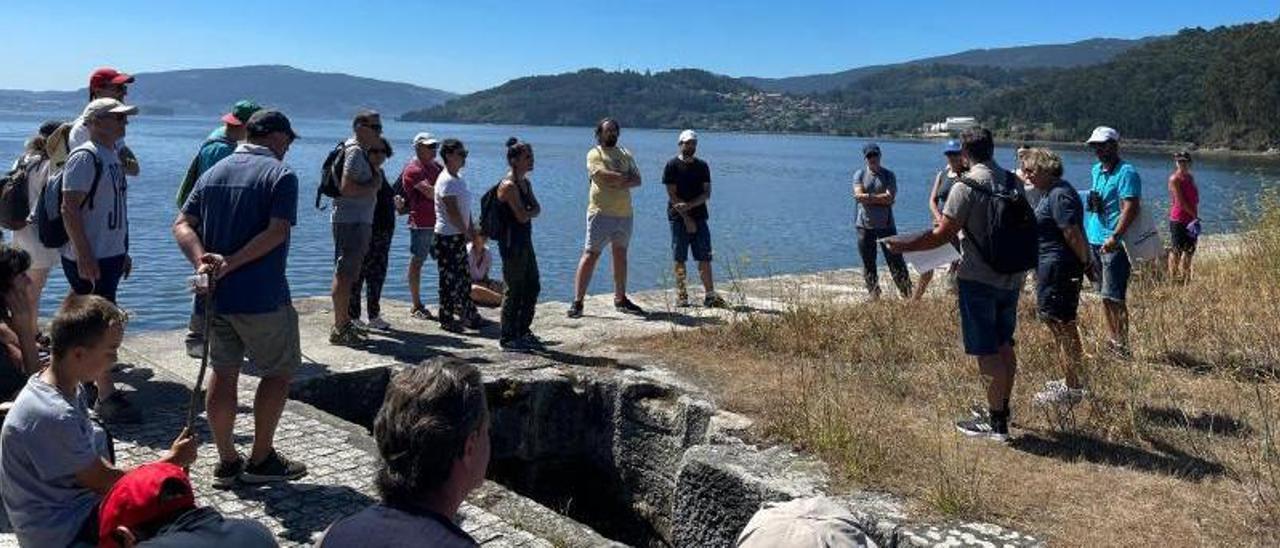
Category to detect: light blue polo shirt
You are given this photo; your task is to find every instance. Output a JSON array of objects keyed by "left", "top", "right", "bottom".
[{"left": 1084, "top": 161, "right": 1142, "bottom": 245}]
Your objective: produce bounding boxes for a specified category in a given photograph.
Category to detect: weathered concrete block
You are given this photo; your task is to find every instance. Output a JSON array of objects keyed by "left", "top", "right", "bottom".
[
  {"left": 673, "top": 443, "right": 828, "bottom": 548},
  {"left": 897, "top": 522, "right": 1044, "bottom": 548}
]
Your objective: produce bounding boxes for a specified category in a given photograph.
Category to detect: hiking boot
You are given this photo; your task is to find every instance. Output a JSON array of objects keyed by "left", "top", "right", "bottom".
[
  {"left": 676, "top": 292, "right": 691, "bottom": 308},
  {"left": 566, "top": 301, "right": 584, "bottom": 319},
  {"left": 955, "top": 415, "right": 1008, "bottom": 443},
  {"left": 241, "top": 450, "right": 307, "bottom": 484},
  {"left": 409, "top": 305, "right": 434, "bottom": 321},
  {"left": 212, "top": 454, "right": 245, "bottom": 488},
  {"left": 704, "top": 294, "right": 729, "bottom": 309},
  {"left": 366, "top": 316, "right": 391, "bottom": 331},
  {"left": 500, "top": 337, "right": 533, "bottom": 352},
  {"left": 329, "top": 323, "right": 362, "bottom": 346},
  {"left": 614, "top": 297, "right": 646, "bottom": 316},
  {"left": 94, "top": 392, "right": 141, "bottom": 424}
]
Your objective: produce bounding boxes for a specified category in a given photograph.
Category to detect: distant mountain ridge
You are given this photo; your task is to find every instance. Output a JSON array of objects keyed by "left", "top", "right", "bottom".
[
  {"left": 741, "top": 37, "right": 1157, "bottom": 94},
  {"left": 0, "top": 65, "right": 456, "bottom": 119}
]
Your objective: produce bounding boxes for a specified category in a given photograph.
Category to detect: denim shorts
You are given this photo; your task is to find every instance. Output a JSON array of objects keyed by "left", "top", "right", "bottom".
[
  {"left": 957, "top": 279, "right": 1020, "bottom": 356},
  {"left": 1036, "top": 260, "right": 1083, "bottom": 323},
  {"left": 1090, "top": 245, "right": 1131, "bottom": 302},
  {"left": 409, "top": 228, "right": 435, "bottom": 261},
  {"left": 670, "top": 218, "right": 712, "bottom": 262}
]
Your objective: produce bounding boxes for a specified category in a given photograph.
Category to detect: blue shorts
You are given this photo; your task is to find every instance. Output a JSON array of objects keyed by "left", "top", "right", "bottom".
[
  {"left": 62, "top": 254, "right": 128, "bottom": 304},
  {"left": 409, "top": 228, "right": 435, "bottom": 261},
  {"left": 957, "top": 279, "right": 1020, "bottom": 356},
  {"left": 1090, "top": 245, "right": 1131, "bottom": 302},
  {"left": 670, "top": 218, "right": 712, "bottom": 263}
]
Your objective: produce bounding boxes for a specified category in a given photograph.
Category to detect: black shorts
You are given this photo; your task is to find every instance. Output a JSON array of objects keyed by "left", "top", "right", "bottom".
[
  {"left": 1036, "top": 260, "right": 1083, "bottom": 323},
  {"left": 1169, "top": 220, "right": 1197, "bottom": 253}
]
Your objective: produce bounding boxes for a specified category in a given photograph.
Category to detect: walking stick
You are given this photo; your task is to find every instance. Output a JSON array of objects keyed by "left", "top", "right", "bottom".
[{"left": 185, "top": 274, "right": 215, "bottom": 431}]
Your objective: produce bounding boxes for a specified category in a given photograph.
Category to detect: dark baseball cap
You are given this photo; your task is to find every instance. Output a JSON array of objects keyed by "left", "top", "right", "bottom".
[
  {"left": 862, "top": 143, "right": 881, "bottom": 157},
  {"left": 246, "top": 110, "right": 297, "bottom": 139}
]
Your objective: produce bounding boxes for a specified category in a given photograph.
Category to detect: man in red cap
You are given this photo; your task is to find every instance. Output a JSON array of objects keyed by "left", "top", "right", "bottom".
[
  {"left": 69, "top": 67, "right": 140, "bottom": 177},
  {"left": 98, "top": 462, "right": 275, "bottom": 547}
]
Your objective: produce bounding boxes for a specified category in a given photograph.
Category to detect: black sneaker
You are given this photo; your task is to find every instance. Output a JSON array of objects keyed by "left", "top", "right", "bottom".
[
  {"left": 212, "top": 454, "right": 245, "bottom": 488},
  {"left": 241, "top": 450, "right": 307, "bottom": 484},
  {"left": 703, "top": 294, "right": 729, "bottom": 309},
  {"left": 522, "top": 333, "right": 546, "bottom": 349},
  {"left": 467, "top": 314, "right": 494, "bottom": 330},
  {"left": 94, "top": 392, "right": 141, "bottom": 424},
  {"left": 676, "top": 293, "right": 691, "bottom": 308},
  {"left": 955, "top": 416, "right": 1008, "bottom": 443},
  {"left": 566, "top": 301, "right": 584, "bottom": 319},
  {"left": 614, "top": 297, "right": 646, "bottom": 316},
  {"left": 499, "top": 337, "right": 533, "bottom": 352}
]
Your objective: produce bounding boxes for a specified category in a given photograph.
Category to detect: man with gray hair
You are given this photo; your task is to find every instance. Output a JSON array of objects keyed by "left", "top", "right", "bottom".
[
  {"left": 329, "top": 110, "right": 383, "bottom": 345},
  {"left": 317, "top": 357, "right": 489, "bottom": 547}
]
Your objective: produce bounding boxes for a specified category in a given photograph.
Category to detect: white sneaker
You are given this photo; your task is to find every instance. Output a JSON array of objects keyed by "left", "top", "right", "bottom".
[
  {"left": 366, "top": 316, "right": 391, "bottom": 331},
  {"left": 1033, "top": 382, "right": 1087, "bottom": 408},
  {"left": 351, "top": 318, "right": 368, "bottom": 328}
]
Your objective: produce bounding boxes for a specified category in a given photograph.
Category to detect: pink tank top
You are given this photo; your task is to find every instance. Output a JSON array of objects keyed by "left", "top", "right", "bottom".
[{"left": 1169, "top": 172, "right": 1198, "bottom": 223}]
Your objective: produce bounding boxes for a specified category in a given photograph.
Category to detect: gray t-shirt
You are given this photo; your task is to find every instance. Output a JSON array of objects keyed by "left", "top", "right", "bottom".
[
  {"left": 318, "top": 504, "right": 478, "bottom": 547},
  {"left": 61, "top": 141, "right": 128, "bottom": 261},
  {"left": 853, "top": 167, "right": 897, "bottom": 230},
  {"left": 331, "top": 138, "right": 377, "bottom": 225},
  {"left": 0, "top": 375, "right": 111, "bottom": 548},
  {"left": 942, "top": 161, "right": 1029, "bottom": 291}
]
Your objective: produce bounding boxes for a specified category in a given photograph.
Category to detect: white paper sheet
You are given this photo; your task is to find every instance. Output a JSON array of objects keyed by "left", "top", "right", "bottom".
[{"left": 901, "top": 244, "right": 960, "bottom": 274}]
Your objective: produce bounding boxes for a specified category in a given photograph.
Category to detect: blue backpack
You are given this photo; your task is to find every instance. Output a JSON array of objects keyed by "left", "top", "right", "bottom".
[{"left": 35, "top": 148, "right": 101, "bottom": 249}]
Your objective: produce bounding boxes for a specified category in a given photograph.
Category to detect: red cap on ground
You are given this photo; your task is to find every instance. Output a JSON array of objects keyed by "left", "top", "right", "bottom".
[
  {"left": 89, "top": 67, "right": 135, "bottom": 89},
  {"left": 98, "top": 462, "right": 196, "bottom": 548}
]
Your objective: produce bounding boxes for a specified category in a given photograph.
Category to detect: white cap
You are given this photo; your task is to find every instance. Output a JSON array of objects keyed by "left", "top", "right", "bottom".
[
  {"left": 82, "top": 98, "right": 138, "bottom": 119},
  {"left": 736, "top": 497, "right": 876, "bottom": 548},
  {"left": 678, "top": 129, "right": 698, "bottom": 143},
  {"left": 1086, "top": 126, "right": 1119, "bottom": 144},
  {"left": 412, "top": 132, "right": 440, "bottom": 147}
]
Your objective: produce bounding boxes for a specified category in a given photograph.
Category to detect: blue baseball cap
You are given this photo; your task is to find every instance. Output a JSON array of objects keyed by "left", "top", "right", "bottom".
[
  {"left": 943, "top": 140, "right": 962, "bottom": 155},
  {"left": 862, "top": 142, "right": 881, "bottom": 157}
]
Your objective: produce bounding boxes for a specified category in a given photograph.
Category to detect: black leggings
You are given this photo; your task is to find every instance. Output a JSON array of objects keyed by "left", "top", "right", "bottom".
[{"left": 350, "top": 224, "right": 394, "bottom": 320}]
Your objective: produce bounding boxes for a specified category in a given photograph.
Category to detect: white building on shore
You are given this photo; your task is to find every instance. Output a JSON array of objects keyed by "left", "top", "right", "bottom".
[{"left": 922, "top": 116, "right": 980, "bottom": 134}]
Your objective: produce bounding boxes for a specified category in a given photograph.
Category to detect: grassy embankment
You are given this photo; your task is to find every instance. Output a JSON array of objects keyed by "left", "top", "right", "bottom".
[{"left": 632, "top": 197, "right": 1280, "bottom": 546}]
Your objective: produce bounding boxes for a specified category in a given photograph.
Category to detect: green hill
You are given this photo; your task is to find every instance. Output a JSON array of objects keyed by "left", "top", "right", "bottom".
[{"left": 981, "top": 21, "right": 1280, "bottom": 149}]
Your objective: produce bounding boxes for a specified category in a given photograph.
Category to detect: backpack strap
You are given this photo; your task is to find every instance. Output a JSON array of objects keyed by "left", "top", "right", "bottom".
[{"left": 64, "top": 148, "right": 102, "bottom": 210}]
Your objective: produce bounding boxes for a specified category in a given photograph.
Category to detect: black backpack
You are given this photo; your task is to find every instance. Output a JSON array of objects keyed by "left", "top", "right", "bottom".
[
  {"left": 0, "top": 157, "right": 33, "bottom": 230},
  {"left": 35, "top": 148, "right": 101, "bottom": 248},
  {"left": 314, "top": 141, "right": 353, "bottom": 209},
  {"left": 175, "top": 135, "right": 236, "bottom": 207},
  {"left": 478, "top": 182, "right": 506, "bottom": 240},
  {"left": 958, "top": 170, "right": 1037, "bottom": 274}
]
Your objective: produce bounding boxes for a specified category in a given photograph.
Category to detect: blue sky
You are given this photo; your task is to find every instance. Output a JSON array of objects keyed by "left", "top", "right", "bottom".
[{"left": 3, "top": 1, "right": 1274, "bottom": 93}]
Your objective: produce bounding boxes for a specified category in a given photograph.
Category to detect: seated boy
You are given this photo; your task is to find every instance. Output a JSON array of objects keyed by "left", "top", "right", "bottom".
[{"left": 0, "top": 295, "right": 197, "bottom": 547}]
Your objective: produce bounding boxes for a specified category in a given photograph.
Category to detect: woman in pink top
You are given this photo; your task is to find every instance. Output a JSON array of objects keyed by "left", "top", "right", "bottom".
[{"left": 1167, "top": 150, "right": 1200, "bottom": 282}]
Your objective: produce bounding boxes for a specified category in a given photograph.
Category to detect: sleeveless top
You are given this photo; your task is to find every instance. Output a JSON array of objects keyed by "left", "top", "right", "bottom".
[
  {"left": 498, "top": 178, "right": 535, "bottom": 247},
  {"left": 1169, "top": 171, "right": 1199, "bottom": 223}
]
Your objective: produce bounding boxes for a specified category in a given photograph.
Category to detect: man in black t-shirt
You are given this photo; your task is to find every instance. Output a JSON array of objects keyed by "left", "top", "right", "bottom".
[{"left": 662, "top": 130, "right": 726, "bottom": 308}]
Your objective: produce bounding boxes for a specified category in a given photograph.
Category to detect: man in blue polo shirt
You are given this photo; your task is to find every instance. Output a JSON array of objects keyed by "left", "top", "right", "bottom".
[
  {"left": 1083, "top": 126, "right": 1140, "bottom": 357},
  {"left": 174, "top": 110, "right": 307, "bottom": 488}
]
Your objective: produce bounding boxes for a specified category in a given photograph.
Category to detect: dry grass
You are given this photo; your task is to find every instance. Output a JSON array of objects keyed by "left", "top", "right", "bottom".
[{"left": 631, "top": 195, "right": 1280, "bottom": 546}]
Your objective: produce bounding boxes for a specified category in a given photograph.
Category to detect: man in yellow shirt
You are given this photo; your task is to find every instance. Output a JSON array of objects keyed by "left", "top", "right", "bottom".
[{"left": 568, "top": 118, "right": 645, "bottom": 318}]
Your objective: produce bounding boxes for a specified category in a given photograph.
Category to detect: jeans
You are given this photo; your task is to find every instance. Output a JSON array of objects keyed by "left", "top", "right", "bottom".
[{"left": 856, "top": 227, "right": 911, "bottom": 298}]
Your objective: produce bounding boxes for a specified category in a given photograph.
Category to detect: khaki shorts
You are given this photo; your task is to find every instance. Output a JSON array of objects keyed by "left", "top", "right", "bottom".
[
  {"left": 584, "top": 213, "right": 633, "bottom": 253},
  {"left": 209, "top": 304, "right": 301, "bottom": 378},
  {"left": 333, "top": 222, "right": 372, "bottom": 279}
]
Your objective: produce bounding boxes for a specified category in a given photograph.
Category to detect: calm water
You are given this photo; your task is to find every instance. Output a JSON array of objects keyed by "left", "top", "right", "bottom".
[{"left": 2, "top": 113, "right": 1278, "bottom": 331}]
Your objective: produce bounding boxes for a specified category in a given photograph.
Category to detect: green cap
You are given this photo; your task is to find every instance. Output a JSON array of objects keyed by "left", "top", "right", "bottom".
[{"left": 222, "top": 100, "right": 262, "bottom": 126}]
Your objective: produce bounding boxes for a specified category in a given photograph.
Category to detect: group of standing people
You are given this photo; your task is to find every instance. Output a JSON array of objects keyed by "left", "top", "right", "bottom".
[{"left": 884, "top": 126, "right": 1200, "bottom": 441}]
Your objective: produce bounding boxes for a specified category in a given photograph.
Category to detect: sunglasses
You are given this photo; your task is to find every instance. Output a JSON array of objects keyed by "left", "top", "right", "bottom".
[
  {"left": 453, "top": 150, "right": 469, "bottom": 158},
  {"left": 361, "top": 123, "right": 383, "bottom": 132},
  {"left": 368, "top": 148, "right": 388, "bottom": 155}
]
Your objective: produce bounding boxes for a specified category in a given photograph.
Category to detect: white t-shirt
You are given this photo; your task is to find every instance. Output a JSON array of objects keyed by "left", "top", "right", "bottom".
[
  {"left": 60, "top": 142, "right": 128, "bottom": 261},
  {"left": 467, "top": 243, "right": 491, "bottom": 282},
  {"left": 433, "top": 170, "right": 471, "bottom": 236}
]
